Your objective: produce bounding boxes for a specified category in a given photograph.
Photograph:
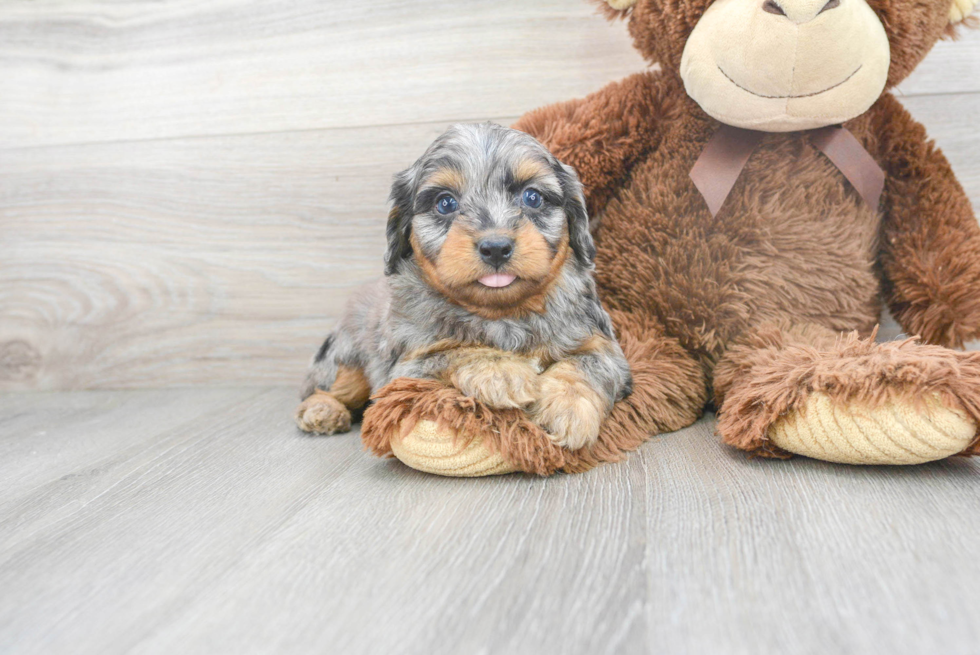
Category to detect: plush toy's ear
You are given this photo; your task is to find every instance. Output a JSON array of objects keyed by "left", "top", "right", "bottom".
[
  {"left": 555, "top": 162, "right": 596, "bottom": 268},
  {"left": 384, "top": 168, "right": 416, "bottom": 276},
  {"left": 949, "top": 0, "right": 978, "bottom": 24},
  {"left": 594, "top": 0, "right": 636, "bottom": 19}
]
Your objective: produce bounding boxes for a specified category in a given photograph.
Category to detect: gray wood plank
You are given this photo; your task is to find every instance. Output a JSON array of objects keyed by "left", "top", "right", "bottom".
[
  {"left": 0, "top": 387, "right": 357, "bottom": 653},
  {"left": 1, "top": 388, "right": 978, "bottom": 654},
  {"left": 895, "top": 29, "right": 980, "bottom": 97},
  {"left": 639, "top": 424, "right": 980, "bottom": 655},
  {"left": 0, "top": 0, "right": 646, "bottom": 149},
  {"left": 0, "top": 1, "right": 975, "bottom": 150},
  {"left": 0, "top": 387, "right": 267, "bottom": 548}
]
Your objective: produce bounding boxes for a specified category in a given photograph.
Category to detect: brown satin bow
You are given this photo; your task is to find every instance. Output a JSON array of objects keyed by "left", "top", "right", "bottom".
[{"left": 690, "top": 124, "right": 886, "bottom": 217}]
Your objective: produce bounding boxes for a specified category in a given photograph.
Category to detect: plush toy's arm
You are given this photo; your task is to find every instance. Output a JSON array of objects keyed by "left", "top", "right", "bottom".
[
  {"left": 512, "top": 70, "right": 669, "bottom": 218},
  {"left": 872, "top": 94, "right": 980, "bottom": 348}
]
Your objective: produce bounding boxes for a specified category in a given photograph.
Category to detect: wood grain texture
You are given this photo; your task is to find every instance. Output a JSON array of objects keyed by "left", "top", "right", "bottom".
[
  {"left": 0, "top": 0, "right": 646, "bottom": 149},
  {"left": 0, "top": 1, "right": 975, "bottom": 150},
  {"left": 0, "top": 0, "right": 978, "bottom": 390},
  {"left": 1, "top": 387, "right": 979, "bottom": 654}
]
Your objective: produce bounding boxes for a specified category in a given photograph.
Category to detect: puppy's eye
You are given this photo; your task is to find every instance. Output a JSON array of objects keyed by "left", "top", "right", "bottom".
[
  {"left": 435, "top": 193, "right": 458, "bottom": 215},
  {"left": 522, "top": 188, "right": 543, "bottom": 209}
]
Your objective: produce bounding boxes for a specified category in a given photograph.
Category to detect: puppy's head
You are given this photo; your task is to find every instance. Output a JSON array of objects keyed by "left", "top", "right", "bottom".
[{"left": 385, "top": 123, "right": 594, "bottom": 317}]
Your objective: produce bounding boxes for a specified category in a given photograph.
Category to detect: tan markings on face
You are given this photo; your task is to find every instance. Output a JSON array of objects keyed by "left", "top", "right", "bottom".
[
  {"left": 509, "top": 221, "right": 557, "bottom": 281},
  {"left": 328, "top": 364, "right": 373, "bottom": 409},
  {"left": 431, "top": 222, "right": 486, "bottom": 288},
  {"left": 507, "top": 232, "right": 572, "bottom": 316},
  {"left": 411, "top": 226, "right": 572, "bottom": 320},
  {"left": 423, "top": 167, "right": 466, "bottom": 192},
  {"left": 513, "top": 158, "right": 552, "bottom": 187}
]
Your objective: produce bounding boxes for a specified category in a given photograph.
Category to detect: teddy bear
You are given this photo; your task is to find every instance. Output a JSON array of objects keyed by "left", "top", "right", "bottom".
[{"left": 361, "top": 0, "right": 980, "bottom": 476}]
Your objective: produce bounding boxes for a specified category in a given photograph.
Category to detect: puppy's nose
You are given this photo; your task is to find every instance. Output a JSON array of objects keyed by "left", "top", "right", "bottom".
[{"left": 477, "top": 237, "right": 515, "bottom": 269}]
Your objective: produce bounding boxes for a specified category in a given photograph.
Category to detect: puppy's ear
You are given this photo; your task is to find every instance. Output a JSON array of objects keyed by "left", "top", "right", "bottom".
[
  {"left": 556, "top": 162, "right": 596, "bottom": 268},
  {"left": 384, "top": 168, "right": 416, "bottom": 276}
]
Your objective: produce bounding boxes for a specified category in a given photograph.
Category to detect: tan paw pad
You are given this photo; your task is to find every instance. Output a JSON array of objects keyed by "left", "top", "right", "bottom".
[
  {"left": 768, "top": 392, "right": 977, "bottom": 465},
  {"left": 295, "top": 392, "right": 352, "bottom": 435},
  {"left": 390, "top": 420, "right": 518, "bottom": 477}
]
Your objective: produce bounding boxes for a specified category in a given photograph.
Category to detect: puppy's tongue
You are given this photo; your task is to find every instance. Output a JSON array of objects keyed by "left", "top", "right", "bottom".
[{"left": 478, "top": 273, "right": 517, "bottom": 288}]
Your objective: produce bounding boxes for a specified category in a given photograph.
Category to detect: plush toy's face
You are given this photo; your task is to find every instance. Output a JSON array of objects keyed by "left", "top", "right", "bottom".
[
  {"left": 600, "top": 0, "right": 975, "bottom": 132},
  {"left": 679, "top": 0, "right": 890, "bottom": 131}
]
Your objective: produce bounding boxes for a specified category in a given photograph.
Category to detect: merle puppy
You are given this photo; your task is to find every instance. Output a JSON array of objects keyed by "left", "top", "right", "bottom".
[{"left": 296, "top": 123, "right": 631, "bottom": 449}]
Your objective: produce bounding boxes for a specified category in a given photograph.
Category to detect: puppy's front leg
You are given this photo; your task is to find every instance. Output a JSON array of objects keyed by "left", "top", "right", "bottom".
[
  {"left": 531, "top": 336, "right": 632, "bottom": 450},
  {"left": 393, "top": 343, "right": 541, "bottom": 410},
  {"left": 445, "top": 347, "right": 542, "bottom": 409}
]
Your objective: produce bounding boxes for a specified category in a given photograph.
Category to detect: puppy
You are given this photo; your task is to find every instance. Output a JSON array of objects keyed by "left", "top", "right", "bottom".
[{"left": 295, "top": 123, "right": 631, "bottom": 449}]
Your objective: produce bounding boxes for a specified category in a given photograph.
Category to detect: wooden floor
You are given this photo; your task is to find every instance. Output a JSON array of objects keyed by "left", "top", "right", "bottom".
[{"left": 2, "top": 387, "right": 979, "bottom": 654}]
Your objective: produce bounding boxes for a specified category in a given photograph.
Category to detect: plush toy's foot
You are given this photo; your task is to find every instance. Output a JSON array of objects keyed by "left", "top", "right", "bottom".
[
  {"left": 295, "top": 390, "right": 352, "bottom": 435},
  {"left": 769, "top": 392, "right": 976, "bottom": 465},
  {"left": 390, "top": 420, "right": 518, "bottom": 477},
  {"left": 716, "top": 325, "right": 980, "bottom": 464},
  {"left": 361, "top": 378, "right": 567, "bottom": 476}
]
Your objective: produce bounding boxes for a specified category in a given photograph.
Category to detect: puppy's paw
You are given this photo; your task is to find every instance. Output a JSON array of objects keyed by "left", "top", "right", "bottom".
[
  {"left": 295, "top": 391, "right": 352, "bottom": 435},
  {"left": 447, "top": 350, "right": 540, "bottom": 409},
  {"left": 530, "top": 362, "right": 608, "bottom": 450}
]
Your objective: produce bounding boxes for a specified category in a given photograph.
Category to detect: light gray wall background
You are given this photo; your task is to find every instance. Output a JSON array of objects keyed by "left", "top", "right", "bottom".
[{"left": 1, "top": 0, "right": 978, "bottom": 391}]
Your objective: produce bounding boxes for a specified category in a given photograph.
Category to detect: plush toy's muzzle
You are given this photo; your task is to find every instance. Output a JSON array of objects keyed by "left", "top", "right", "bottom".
[{"left": 680, "top": 0, "right": 891, "bottom": 131}]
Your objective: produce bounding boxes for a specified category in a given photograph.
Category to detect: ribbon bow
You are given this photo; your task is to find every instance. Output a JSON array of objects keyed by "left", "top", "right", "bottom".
[{"left": 690, "top": 124, "right": 886, "bottom": 217}]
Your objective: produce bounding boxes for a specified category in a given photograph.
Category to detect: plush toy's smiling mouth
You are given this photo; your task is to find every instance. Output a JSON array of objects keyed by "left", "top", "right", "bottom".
[
  {"left": 718, "top": 64, "right": 863, "bottom": 99},
  {"left": 477, "top": 273, "right": 517, "bottom": 288}
]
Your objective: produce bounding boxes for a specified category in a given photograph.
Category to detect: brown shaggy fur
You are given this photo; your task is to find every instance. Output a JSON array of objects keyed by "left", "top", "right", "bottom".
[
  {"left": 361, "top": 311, "right": 708, "bottom": 475},
  {"left": 505, "top": 0, "right": 980, "bottom": 463}
]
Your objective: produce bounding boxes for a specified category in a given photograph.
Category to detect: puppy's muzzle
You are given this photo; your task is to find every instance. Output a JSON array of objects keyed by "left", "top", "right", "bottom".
[{"left": 477, "top": 236, "right": 515, "bottom": 269}]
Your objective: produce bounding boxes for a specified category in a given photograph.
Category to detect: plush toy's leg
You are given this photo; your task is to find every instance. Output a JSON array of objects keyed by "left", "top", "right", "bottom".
[
  {"left": 295, "top": 365, "right": 372, "bottom": 435},
  {"left": 361, "top": 315, "right": 708, "bottom": 476},
  {"left": 563, "top": 312, "right": 708, "bottom": 472},
  {"left": 714, "top": 323, "right": 980, "bottom": 464}
]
